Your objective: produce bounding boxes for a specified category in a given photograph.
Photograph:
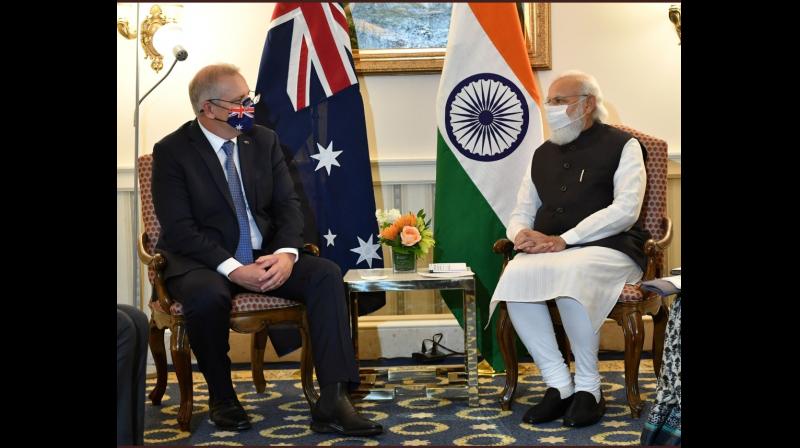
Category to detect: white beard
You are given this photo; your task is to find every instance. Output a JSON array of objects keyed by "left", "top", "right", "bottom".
[{"left": 549, "top": 117, "right": 586, "bottom": 146}]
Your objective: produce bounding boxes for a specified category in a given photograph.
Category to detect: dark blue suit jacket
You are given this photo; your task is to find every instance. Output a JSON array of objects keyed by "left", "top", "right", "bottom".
[{"left": 152, "top": 119, "right": 305, "bottom": 355}]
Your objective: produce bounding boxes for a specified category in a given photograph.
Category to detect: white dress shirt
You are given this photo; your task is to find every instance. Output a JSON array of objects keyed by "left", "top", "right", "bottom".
[{"left": 197, "top": 122, "right": 298, "bottom": 279}]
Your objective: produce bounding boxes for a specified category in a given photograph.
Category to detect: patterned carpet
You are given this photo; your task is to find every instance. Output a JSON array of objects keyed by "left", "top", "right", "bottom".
[{"left": 144, "top": 360, "right": 656, "bottom": 446}]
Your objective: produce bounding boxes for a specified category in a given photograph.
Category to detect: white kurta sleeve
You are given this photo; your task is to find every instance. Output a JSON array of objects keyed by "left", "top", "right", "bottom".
[
  {"left": 560, "top": 138, "right": 647, "bottom": 245},
  {"left": 506, "top": 160, "right": 542, "bottom": 242}
]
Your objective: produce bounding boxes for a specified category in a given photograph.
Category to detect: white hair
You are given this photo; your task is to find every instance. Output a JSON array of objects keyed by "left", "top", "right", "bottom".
[
  {"left": 553, "top": 70, "right": 609, "bottom": 123},
  {"left": 189, "top": 63, "right": 241, "bottom": 115}
]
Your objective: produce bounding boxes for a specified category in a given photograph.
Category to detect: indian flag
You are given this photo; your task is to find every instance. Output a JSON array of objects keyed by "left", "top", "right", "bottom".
[{"left": 434, "top": 3, "right": 544, "bottom": 371}]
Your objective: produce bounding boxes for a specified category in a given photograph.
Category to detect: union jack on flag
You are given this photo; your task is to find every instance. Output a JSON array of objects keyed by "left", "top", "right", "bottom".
[
  {"left": 227, "top": 104, "right": 254, "bottom": 119},
  {"left": 267, "top": 2, "right": 357, "bottom": 112},
  {"left": 255, "top": 2, "right": 386, "bottom": 323}
]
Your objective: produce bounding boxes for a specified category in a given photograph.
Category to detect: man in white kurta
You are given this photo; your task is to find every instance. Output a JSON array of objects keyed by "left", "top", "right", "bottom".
[{"left": 489, "top": 71, "right": 648, "bottom": 428}]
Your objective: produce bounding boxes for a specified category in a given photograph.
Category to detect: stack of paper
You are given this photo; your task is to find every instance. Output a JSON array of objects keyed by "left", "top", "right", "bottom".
[
  {"left": 640, "top": 275, "right": 681, "bottom": 296},
  {"left": 662, "top": 275, "right": 681, "bottom": 289},
  {"left": 420, "top": 263, "right": 473, "bottom": 278},
  {"left": 428, "top": 263, "right": 468, "bottom": 273}
]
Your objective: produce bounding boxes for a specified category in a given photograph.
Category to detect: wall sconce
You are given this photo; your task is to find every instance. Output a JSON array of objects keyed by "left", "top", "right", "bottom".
[
  {"left": 118, "top": 4, "right": 184, "bottom": 73},
  {"left": 668, "top": 5, "right": 681, "bottom": 45}
]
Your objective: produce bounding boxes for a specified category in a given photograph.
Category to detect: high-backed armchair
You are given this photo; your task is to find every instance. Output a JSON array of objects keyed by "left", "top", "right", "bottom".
[
  {"left": 493, "top": 125, "right": 673, "bottom": 418},
  {"left": 137, "top": 154, "right": 318, "bottom": 432}
]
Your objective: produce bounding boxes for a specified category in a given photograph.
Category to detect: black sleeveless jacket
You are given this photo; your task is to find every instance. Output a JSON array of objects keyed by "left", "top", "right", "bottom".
[{"left": 531, "top": 122, "right": 650, "bottom": 271}]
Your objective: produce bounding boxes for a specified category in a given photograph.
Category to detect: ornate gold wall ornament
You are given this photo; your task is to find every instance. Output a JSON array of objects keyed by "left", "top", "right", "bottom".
[
  {"left": 669, "top": 5, "right": 681, "bottom": 44},
  {"left": 117, "top": 4, "right": 181, "bottom": 73},
  {"left": 140, "top": 5, "right": 170, "bottom": 73}
]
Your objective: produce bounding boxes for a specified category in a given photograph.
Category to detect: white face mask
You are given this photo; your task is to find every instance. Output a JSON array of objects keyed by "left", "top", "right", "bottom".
[{"left": 544, "top": 97, "right": 587, "bottom": 130}]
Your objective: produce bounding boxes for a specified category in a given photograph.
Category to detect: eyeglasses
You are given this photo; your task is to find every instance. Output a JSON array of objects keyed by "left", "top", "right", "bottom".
[
  {"left": 544, "top": 94, "right": 588, "bottom": 106},
  {"left": 207, "top": 90, "right": 261, "bottom": 108}
]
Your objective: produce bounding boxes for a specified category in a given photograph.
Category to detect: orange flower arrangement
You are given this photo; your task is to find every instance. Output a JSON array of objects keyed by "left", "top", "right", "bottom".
[{"left": 376, "top": 209, "right": 435, "bottom": 257}]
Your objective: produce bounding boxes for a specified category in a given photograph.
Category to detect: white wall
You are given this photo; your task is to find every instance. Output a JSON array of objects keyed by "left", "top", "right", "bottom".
[
  {"left": 540, "top": 3, "right": 681, "bottom": 154},
  {"left": 117, "top": 3, "right": 277, "bottom": 177}
]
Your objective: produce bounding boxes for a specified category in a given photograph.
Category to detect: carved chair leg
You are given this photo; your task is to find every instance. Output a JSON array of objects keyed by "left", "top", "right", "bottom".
[
  {"left": 299, "top": 311, "right": 319, "bottom": 406},
  {"left": 621, "top": 308, "right": 645, "bottom": 418},
  {"left": 171, "top": 324, "right": 194, "bottom": 432},
  {"left": 147, "top": 318, "right": 168, "bottom": 405},
  {"left": 651, "top": 303, "right": 669, "bottom": 378},
  {"left": 497, "top": 302, "right": 518, "bottom": 411},
  {"left": 251, "top": 328, "right": 268, "bottom": 393}
]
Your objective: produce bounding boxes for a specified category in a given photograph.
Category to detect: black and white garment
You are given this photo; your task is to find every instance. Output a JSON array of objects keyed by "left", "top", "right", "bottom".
[{"left": 641, "top": 295, "right": 681, "bottom": 445}]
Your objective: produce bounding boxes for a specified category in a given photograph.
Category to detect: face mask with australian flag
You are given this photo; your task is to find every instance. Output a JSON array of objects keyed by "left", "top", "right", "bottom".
[{"left": 217, "top": 96, "right": 258, "bottom": 132}]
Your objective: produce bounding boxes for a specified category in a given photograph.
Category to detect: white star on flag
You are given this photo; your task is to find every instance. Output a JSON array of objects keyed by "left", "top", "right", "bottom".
[
  {"left": 323, "top": 229, "right": 337, "bottom": 247},
  {"left": 350, "top": 234, "right": 382, "bottom": 267},
  {"left": 310, "top": 141, "right": 343, "bottom": 175}
]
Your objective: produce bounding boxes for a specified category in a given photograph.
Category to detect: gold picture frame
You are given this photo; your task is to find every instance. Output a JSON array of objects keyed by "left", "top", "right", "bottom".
[{"left": 350, "top": 3, "right": 551, "bottom": 74}]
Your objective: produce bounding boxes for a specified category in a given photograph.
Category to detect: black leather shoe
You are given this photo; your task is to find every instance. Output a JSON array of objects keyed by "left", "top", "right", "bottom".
[
  {"left": 209, "top": 398, "right": 251, "bottom": 430},
  {"left": 311, "top": 382, "right": 383, "bottom": 436},
  {"left": 563, "top": 391, "right": 605, "bottom": 427},
  {"left": 522, "top": 387, "right": 574, "bottom": 424}
]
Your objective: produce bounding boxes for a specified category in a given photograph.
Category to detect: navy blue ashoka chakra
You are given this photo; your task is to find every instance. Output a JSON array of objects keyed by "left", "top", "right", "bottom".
[{"left": 445, "top": 73, "right": 529, "bottom": 162}]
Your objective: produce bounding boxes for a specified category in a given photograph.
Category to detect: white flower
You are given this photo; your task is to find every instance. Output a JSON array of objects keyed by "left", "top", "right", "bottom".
[
  {"left": 387, "top": 208, "right": 401, "bottom": 222},
  {"left": 376, "top": 208, "right": 402, "bottom": 227}
]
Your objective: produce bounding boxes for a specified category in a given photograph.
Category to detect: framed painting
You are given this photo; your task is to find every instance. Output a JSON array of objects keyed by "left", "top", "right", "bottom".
[{"left": 347, "top": 3, "right": 551, "bottom": 74}]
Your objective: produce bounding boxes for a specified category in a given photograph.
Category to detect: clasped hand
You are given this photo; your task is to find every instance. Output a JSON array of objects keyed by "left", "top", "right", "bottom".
[
  {"left": 513, "top": 229, "right": 566, "bottom": 254},
  {"left": 229, "top": 253, "right": 295, "bottom": 292}
]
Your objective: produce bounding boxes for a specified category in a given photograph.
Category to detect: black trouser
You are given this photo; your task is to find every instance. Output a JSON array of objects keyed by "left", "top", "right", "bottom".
[
  {"left": 117, "top": 304, "right": 149, "bottom": 446},
  {"left": 166, "top": 253, "right": 360, "bottom": 401}
]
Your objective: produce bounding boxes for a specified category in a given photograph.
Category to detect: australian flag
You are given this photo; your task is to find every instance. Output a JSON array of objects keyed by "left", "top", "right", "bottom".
[{"left": 255, "top": 3, "right": 384, "bottom": 315}]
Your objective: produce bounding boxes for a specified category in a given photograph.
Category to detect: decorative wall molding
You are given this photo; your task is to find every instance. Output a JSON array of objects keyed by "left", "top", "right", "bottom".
[
  {"left": 118, "top": 158, "right": 437, "bottom": 191},
  {"left": 118, "top": 166, "right": 135, "bottom": 191},
  {"left": 119, "top": 152, "right": 679, "bottom": 190},
  {"left": 668, "top": 148, "right": 681, "bottom": 164},
  {"left": 371, "top": 158, "right": 436, "bottom": 185}
]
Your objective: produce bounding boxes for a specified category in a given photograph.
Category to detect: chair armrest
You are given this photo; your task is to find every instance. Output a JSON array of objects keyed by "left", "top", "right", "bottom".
[
  {"left": 138, "top": 232, "right": 173, "bottom": 312},
  {"left": 493, "top": 238, "right": 515, "bottom": 270},
  {"left": 643, "top": 217, "right": 673, "bottom": 280},
  {"left": 137, "top": 231, "right": 155, "bottom": 265},
  {"left": 303, "top": 243, "right": 320, "bottom": 257},
  {"left": 493, "top": 238, "right": 514, "bottom": 257}
]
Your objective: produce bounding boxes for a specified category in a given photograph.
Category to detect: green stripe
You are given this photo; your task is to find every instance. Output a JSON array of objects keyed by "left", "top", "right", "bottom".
[{"left": 434, "top": 131, "right": 508, "bottom": 371}]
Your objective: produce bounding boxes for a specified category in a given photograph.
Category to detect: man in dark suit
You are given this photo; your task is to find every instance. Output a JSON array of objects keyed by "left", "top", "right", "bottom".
[{"left": 151, "top": 63, "right": 382, "bottom": 436}]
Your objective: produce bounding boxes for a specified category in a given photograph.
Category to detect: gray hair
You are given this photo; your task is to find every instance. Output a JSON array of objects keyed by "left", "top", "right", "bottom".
[
  {"left": 189, "top": 63, "right": 241, "bottom": 115},
  {"left": 553, "top": 70, "right": 608, "bottom": 123}
]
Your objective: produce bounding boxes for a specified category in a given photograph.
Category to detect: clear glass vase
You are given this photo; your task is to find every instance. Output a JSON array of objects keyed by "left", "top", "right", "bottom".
[{"left": 391, "top": 247, "right": 417, "bottom": 273}]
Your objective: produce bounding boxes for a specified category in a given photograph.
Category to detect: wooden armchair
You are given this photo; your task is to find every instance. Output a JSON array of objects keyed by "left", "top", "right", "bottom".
[
  {"left": 137, "top": 154, "right": 318, "bottom": 432},
  {"left": 494, "top": 125, "right": 673, "bottom": 418}
]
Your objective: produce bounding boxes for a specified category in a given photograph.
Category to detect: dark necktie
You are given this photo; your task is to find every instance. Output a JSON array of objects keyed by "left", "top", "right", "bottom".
[{"left": 221, "top": 140, "right": 253, "bottom": 264}]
